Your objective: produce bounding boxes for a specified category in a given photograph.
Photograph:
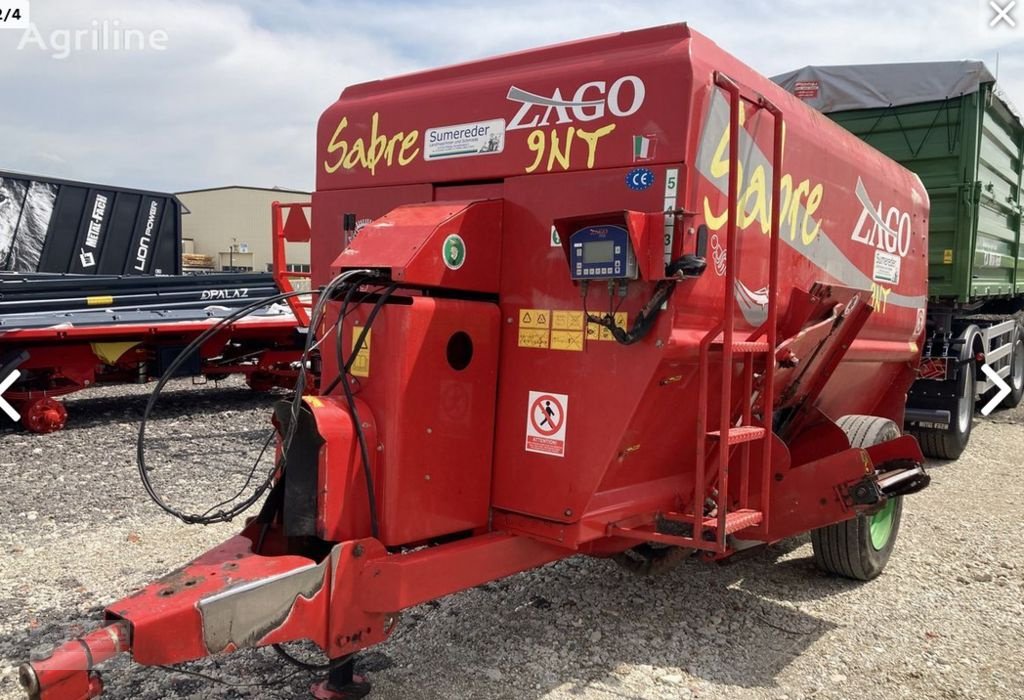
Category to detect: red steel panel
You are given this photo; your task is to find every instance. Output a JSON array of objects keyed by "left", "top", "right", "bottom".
[
  {"left": 311, "top": 183, "right": 432, "bottom": 289},
  {"left": 321, "top": 297, "right": 500, "bottom": 547},
  {"left": 333, "top": 199, "right": 502, "bottom": 294}
]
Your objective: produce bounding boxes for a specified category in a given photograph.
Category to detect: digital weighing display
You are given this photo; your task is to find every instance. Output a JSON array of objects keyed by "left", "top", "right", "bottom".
[
  {"left": 569, "top": 225, "right": 637, "bottom": 280},
  {"left": 582, "top": 240, "right": 615, "bottom": 264}
]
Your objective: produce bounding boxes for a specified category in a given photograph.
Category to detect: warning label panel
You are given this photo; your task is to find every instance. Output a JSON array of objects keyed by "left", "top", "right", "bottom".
[
  {"left": 550, "top": 310, "right": 583, "bottom": 351},
  {"left": 586, "top": 312, "right": 627, "bottom": 341},
  {"left": 525, "top": 391, "right": 568, "bottom": 457},
  {"left": 516, "top": 307, "right": 625, "bottom": 351},
  {"left": 350, "top": 328, "right": 371, "bottom": 377}
]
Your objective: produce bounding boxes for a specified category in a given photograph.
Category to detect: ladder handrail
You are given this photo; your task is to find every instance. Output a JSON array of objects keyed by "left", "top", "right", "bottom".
[
  {"left": 690, "top": 72, "right": 783, "bottom": 551},
  {"left": 714, "top": 72, "right": 742, "bottom": 550},
  {"left": 760, "top": 96, "right": 784, "bottom": 534}
]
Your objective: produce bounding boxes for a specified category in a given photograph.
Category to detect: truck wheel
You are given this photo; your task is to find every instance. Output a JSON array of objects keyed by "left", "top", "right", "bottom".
[
  {"left": 1001, "top": 332, "right": 1024, "bottom": 409},
  {"left": 810, "top": 415, "right": 903, "bottom": 581},
  {"left": 909, "top": 358, "right": 976, "bottom": 460}
]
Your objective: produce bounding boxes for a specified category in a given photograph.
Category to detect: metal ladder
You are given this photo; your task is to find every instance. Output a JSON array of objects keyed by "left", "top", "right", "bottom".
[
  {"left": 686, "top": 73, "right": 785, "bottom": 552},
  {"left": 605, "top": 74, "right": 785, "bottom": 554}
]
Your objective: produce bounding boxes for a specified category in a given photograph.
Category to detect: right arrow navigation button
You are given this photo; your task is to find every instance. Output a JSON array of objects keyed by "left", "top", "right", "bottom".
[{"left": 980, "top": 363, "right": 1011, "bottom": 417}]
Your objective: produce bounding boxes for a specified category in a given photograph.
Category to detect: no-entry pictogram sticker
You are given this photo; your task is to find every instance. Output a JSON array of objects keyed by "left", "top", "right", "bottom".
[{"left": 525, "top": 391, "right": 568, "bottom": 457}]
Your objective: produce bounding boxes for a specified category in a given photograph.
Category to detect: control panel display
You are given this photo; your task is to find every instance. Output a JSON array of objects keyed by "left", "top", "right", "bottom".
[
  {"left": 569, "top": 225, "right": 636, "bottom": 280},
  {"left": 582, "top": 240, "right": 614, "bottom": 264}
]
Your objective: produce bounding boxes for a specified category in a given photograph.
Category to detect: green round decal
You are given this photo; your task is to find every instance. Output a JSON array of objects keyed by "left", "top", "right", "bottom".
[{"left": 443, "top": 233, "right": 466, "bottom": 270}]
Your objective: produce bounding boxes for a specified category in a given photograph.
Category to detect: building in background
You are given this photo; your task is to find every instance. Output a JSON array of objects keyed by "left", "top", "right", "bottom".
[{"left": 176, "top": 185, "right": 310, "bottom": 273}]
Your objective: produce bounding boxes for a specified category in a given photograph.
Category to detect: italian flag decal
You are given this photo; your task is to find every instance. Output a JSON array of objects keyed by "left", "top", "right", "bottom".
[{"left": 633, "top": 134, "right": 655, "bottom": 161}]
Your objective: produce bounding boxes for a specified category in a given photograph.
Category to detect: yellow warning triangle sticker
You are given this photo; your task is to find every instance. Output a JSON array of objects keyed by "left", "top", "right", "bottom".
[
  {"left": 523, "top": 312, "right": 532, "bottom": 324},
  {"left": 537, "top": 313, "right": 547, "bottom": 325}
]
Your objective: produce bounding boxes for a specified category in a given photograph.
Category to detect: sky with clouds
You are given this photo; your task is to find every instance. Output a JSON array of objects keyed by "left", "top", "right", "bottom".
[{"left": 0, "top": 0, "right": 1021, "bottom": 193}]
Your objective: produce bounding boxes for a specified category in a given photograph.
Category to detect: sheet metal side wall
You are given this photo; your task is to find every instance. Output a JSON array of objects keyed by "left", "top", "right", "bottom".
[{"left": 827, "top": 88, "right": 1024, "bottom": 303}]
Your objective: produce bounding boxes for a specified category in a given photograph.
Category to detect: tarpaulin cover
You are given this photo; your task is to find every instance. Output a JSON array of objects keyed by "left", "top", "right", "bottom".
[{"left": 771, "top": 61, "right": 1019, "bottom": 119}]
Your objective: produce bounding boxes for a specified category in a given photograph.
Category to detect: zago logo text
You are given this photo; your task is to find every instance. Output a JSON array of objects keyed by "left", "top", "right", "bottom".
[
  {"left": 851, "top": 178, "right": 913, "bottom": 258},
  {"left": 506, "top": 75, "right": 646, "bottom": 130},
  {"left": 507, "top": 75, "right": 646, "bottom": 174}
]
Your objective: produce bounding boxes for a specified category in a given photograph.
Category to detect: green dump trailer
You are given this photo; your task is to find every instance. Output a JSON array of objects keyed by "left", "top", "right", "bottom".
[{"left": 774, "top": 61, "right": 1024, "bottom": 459}]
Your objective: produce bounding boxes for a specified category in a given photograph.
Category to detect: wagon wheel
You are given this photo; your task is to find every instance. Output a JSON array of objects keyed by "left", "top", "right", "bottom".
[{"left": 811, "top": 415, "right": 903, "bottom": 581}]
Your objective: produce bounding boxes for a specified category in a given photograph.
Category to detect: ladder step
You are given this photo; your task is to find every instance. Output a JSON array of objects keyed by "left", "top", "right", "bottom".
[
  {"left": 712, "top": 340, "right": 771, "bottom": 353},
  {"left": 712, "top": 508, "right": 763, "bottom": 534},
  {"left": 661, "top": 508, "right": 765, "bottom": 536},
  {"left": 706, "top": 426, "right": 766, "bottom": 444}
]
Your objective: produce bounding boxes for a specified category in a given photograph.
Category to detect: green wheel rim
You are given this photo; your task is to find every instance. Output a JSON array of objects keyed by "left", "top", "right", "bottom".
[{"left": 869, "top": 499, "right": 896, "bottom": 550}]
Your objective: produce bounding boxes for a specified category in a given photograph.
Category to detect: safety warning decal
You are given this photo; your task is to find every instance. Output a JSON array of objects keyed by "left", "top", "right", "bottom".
[
  {"left": 525, "top": 391, "right": 568, "bottom": 457},
  {"left": 517, "top": 307, "right": 627, "bottom": 349},
  {"left": 351, "top": 328, "right": 371, "bottom": 377},
  {"left": 550, "top": 310, "right": 584, "bottom": 351},
  {"left": 518, "top": 308, "right": 550, "bottom": 349},
  {"left": 586, "top": 312, "right": 627, "bottom": 341}
]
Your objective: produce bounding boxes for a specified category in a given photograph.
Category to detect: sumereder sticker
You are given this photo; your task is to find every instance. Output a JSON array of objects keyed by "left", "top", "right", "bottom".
[
  {"left": 424, "top": 119, "right": 505, "bottom": 161},
  {"left": 873, "top": 249, "right": 901, "bottom": 284}
]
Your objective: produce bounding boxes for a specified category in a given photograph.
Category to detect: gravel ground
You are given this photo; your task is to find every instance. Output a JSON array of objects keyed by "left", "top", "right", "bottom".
[{"left": 1, "top": 378, "right": 1022, "bottom": 700}]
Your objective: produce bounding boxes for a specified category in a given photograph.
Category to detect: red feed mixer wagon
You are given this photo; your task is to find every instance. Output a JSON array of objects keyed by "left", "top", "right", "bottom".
[{"left": 21, "top": 24, "right": 931, "bottom": 700}]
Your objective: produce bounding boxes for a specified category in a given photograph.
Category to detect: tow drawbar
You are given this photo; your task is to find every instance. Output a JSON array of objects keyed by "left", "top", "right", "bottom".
[{"left": 19, "top": 623, "right": 129, "bottom": 700}]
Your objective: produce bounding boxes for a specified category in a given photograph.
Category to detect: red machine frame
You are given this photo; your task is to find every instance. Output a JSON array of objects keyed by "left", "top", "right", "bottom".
[
  {"left": 1, "top": 316, "right": 302, "bottom": 432},
  {"left": 272, "top": 201, "right": 314, "bottom": 329},
  {"left": 0, "top": 204, "right": 314, "bottom": 434}
]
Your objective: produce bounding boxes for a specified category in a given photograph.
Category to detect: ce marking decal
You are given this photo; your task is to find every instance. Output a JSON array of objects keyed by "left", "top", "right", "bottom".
[{"left": 626, "top": 167, "right": 655, "bottom": 191}]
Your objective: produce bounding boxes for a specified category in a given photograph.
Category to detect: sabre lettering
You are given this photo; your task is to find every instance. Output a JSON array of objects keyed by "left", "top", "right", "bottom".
[
  {"left": 323, "top": 112, "right": 420, "bottom": 176},
  {"left": 702, "top": 112, "right": 824, "bottom": 248}
]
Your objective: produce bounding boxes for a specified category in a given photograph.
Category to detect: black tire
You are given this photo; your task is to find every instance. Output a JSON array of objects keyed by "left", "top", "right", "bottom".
[
  {"left": 811, "top": 415, "right": 904, "bottom": 581},
  {"left": 1001, "top": 331, "right": 1024, "bottom": 409},
  {"left": 908, "top": 358, "right": 976, "bottom": 460}
]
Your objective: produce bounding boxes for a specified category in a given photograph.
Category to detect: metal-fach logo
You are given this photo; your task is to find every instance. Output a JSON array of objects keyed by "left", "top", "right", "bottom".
[{"left": 15, "top": 17, "right": 169, "bottom": 60}]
